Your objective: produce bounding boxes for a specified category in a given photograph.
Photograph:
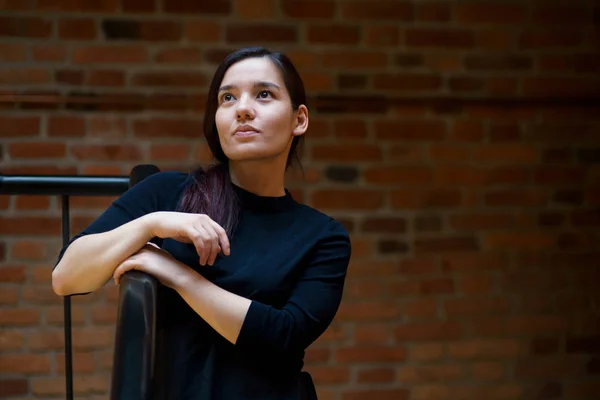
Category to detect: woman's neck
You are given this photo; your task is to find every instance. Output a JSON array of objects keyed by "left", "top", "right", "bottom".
[{"left": 228, "top": 160, "right": 286, "bottom": 197}]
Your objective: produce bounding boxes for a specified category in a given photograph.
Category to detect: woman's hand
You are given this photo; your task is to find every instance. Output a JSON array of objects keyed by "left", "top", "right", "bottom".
[
  {"left": 112, "top": 243, "right": 191, "bottom": 289},
  {"left": 145, "top": 211, "right": 230, "bottom": 266}
]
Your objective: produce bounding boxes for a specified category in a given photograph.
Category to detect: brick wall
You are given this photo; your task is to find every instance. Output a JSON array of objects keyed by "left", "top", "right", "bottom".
[{"left": 1, "top": 1, "right": 599, "bottom": 399}]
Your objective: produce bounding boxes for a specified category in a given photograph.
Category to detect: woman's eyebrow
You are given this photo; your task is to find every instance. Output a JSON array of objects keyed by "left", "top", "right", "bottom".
[{"left": 218, "top": 81, "right": 281, "bottom": 92}]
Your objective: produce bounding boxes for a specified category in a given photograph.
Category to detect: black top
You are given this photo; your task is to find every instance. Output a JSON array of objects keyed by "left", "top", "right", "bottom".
[{"left": 56, "top": 171, "right": 352, "bottom": 400}]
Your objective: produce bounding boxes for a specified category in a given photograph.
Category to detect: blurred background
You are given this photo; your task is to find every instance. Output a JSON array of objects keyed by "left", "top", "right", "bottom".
[{"left": 0, "top": 0, "right": 599, "bottom": 399}]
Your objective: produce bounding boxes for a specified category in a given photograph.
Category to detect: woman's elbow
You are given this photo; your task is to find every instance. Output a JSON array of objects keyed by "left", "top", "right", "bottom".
[{"left": 52, "top": 266, "right": 69, "bottom": 296}]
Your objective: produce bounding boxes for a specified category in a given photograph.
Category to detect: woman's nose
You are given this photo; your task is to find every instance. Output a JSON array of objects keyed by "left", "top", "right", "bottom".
[{"left": 236, "top": 96, "right": 254, "bottom": 120}]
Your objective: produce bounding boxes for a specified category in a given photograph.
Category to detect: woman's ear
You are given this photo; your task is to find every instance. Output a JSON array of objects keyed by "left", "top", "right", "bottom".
[{"left": 292, "top": 105, "right": 309, "bottom": 137}]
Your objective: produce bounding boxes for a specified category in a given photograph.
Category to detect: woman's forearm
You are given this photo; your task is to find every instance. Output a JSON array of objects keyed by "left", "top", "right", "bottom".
[
  {"left": 52, "top": 213, "right": 156, "bottom": 296},
  {"left": 174, "top": 267, "right": 252, "bottom": 345}
]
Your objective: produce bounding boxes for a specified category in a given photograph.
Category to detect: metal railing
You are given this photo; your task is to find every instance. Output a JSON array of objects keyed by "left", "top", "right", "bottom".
[{"left": 0, "top": 166, "right": 158, "bottom": 400}]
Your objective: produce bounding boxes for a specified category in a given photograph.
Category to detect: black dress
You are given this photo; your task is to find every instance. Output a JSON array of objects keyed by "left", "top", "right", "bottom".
[{"left": 56, "top": 171, "right": 352, "bottom": 399}]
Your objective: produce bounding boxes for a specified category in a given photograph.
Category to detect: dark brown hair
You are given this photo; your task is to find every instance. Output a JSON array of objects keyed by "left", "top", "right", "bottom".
[{"left": 176, "top": 47, "right": 306, "bottom": 237}]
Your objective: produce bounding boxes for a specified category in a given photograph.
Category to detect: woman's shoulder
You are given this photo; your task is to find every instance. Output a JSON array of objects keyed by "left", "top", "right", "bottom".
[{"left": 294, "top": 203, "right": 351, "bottom": 240}]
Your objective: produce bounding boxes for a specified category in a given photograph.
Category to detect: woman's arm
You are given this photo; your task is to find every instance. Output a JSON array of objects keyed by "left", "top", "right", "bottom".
[
  {"left": 174, "top": 269, "right": 252, "bottom": 345},
  {"left": 52, "top": 214, "right": 155, "bottom": 296},
  {"left": 172, "top": 219, "right": 351, "bottom": 354}
]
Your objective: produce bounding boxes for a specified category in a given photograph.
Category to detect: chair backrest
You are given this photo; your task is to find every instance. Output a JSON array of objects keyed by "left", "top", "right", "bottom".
[{"left": 110, "top": 165, "right": 160, "bottom": 400}]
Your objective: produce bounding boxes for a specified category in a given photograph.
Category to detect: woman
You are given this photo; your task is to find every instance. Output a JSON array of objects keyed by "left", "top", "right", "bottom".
[{"left": 53, "top": 47, "right": 351, "bottom": 399}]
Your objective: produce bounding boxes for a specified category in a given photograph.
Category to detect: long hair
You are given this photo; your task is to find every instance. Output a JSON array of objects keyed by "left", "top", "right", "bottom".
[{"left": 176, "top": 47, "right": 307, "bottom": 237}]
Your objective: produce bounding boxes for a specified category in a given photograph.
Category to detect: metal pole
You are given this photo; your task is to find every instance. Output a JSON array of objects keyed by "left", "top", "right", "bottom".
[{"left": 61, "top": 195, "right": 73, "bottom": 400}]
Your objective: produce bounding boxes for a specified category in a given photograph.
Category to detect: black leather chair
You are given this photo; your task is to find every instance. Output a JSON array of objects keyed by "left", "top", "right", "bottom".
[{"left": 110, "top": 166, "right": 160, "bottom": 400}]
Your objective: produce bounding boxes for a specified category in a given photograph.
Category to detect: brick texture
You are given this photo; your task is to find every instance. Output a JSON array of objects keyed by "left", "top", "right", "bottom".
[{"left": 0, "top": 0, "right": 599, "bottom": 399}]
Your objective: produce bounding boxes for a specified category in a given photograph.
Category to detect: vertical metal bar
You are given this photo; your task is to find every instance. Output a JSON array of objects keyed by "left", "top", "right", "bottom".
[{"left": 61, "top": 195, "right": 73, "bottom": 400}]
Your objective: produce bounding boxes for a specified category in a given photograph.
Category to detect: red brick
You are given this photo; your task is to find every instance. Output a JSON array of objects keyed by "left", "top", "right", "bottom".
[
  {"left": 48, "top": 115, "right": 85, "bottom": 137},
  {"left": 304, "top": 348, "right": 330, "bottom": 363},
  {"left": 343, "top": 389, "right": 408, "bottom": 400},
  {"left": 429, "top": 145, "right": 471, "bottom": 163},
  {"left": 0, "top": 287, "right": 19, "bottom": 305},
  {"left": 132, "top": 71, "right": 206, "bottom": 87},
  {"left": 0, "top": 43, "right": 27, "bottom": 61},
  {"left": 69, "top": 144, "right": 142, "bottom": 161},
  {"left": 0, "top": 330, "right": 24, "bottom": 351},
  {"left": 520, "top": 29, "right": 582, "bottom": 49},
  {"left": 155, "top": 47, "right": 202, "bottom": 64},
  {"left": 390, "top": 145, "right": 425, "bottom": 163},
  {"left": 364, "top": 167, "right": 431, "bottom": 185},
  {"left": 354, "top": 323, "right": 390, "bottom": 343},
  {"left": 149, "top": 143, "right": 190, "bottom": 160},
  {"left": 446, "top": 296, "right": 511, "bottom": 317},
  {"left": 163, "top": 0, "right": 231, "bottom": 14},
  {"left": 226, "top": 24, "right": 297, "bottom": 43},
  {"left": 394, "top": 321, "right": 462, "bottom": 341},
  {"left": 516, "top": 358, "right": 582, "bottom": 379},
  {"left": 357, "top": 367, "right": 395, "bottom": 383},
  {"left": 375, "top": 120, "right": 446, "bottom": 140},
  {"left": 72, "top": 45, "right": 147, "bottom": 64},
  {"left": 337, "top": 301, "right": 400, "bottom": 321},
  {"left": 524, "top": 77, "right": 596, "bottom": 96},
  {"left": 450, "top": 213, "right": 513, "bottom": 230},
  {"left": 361, "top": 217, "right": 406, "bottom": 234},
  {"left": 423, "top": 54, "right": 462, "bottom": 71},
  {"left": 415, "top": 236, "right": 479, "bottom": 253},
  {"left": 406, "top": 28, "right": 474, "bottom": 48},
  {"left": 535, "top": 166, "right": 586, "bottom": 184},
  {"left": 322, "top": 51, "right": 388, "bottom": 68},
  {"left": 88, "top": 69, "right": 125, "bottom": 86},
  {"left": 185, "top": 20, "right": 222, "bottom": 42},
  {"left": 448, "top": 76, "right": 484, "bottom": 93},
  {"left": 456, "top": 3, "right": 526, "bottom": 24},
  {"left": 472, "top": 362, "right": 505, "bottom": 380},
  {"left": 301, "top": 72, "right": 333, "bottom": 91},
  {"left": 402, "top": 298, "right": 438, "bottom": 318},
  {"left": 341, "top": 2, "right": 413, "bottom": 20},
  {"left": 375, "top": 73, "right": 442, "bottom": 92},
  {"left": 312, "top": 189, "right": 384, "bottom": 210},
  {"left": 391, "top": 189, "right": 463, "bottom": 210},
  {"left": 9, "top": 142, "right": 66, "bottom": 158},
  {"left": 451, "top": 120, "right": 484, "bottom": 141},
  {"left": 0, "top": 68, "right": 49, "bottom": 84},
  {"left": 36, "top": 0, "right": 117, "bottom": 12},
  {"left": 0, "top": 354, "right": 50, "bottom": 373},
  {"left": 409, "top": 343, "right": 445, "bottom": 361},
  {"left": 133, "top": 118, "right": 203, "bottom": 138},
  {"left": 332, "top": 120, "right": 368, "bottom": 138},
  {"left": 0, "top": 16, "right": 52, "bottom": 38},
  {"left": 122, "top": 0, "right": 156, "bottom": 12},
  {"left": 417, "top": 2, "right": 451, "bottom": 22},
  {"left": 14, "top": 195, "right": 50, "bottom": 210},
  {"left": 365, "top": 25, "right": 399, "bottom": 46},
  {"left": 459, "top": 273, "right": 496, "bottom": 295},
  {"left": 309, "top": 366, "right": 349, "bottom": 384},
  {"left": 0, "top": 265, "right": 26, "bottom": 282},
  {"left": 412, "top": 384, "right": 523, "bottom": 400},
  {"left": 308, "top": 24, "right": 360, "bottom": 45},
  {"left": 281, "top": 0, "right": 335, "bottom": 18},
  {"left": 565, "top": 381, "right": 600, "bottom": 398},
  {"left": 11, "top": 240, "right": 47, "bottom": 260},
  {"left": 485, "top": 232, "right": 555, "bottom": 250},
  {"left": 398, "top": 364, "right": 464, "bottom": 383},
  {"left": 335, "top": 346, "right": 406, "bottom": 363},
  {"left": 0, "top": 378, "right": 28, "bottom": 397},
  {"left": 31, "top": 45, "right": 67, "bottom": 62},
  {"left": 59, "top": 18, "right": 96, "bottom": 39}
]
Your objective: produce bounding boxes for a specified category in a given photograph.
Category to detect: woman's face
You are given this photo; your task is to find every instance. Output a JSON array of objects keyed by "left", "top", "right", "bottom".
[{"left": 215, "top": 57, "right": 307, "bottom": 165}]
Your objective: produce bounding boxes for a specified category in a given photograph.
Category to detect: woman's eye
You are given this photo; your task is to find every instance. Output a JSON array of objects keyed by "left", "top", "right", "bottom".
[
  {"left": 222, "top": 94, "right": 234, "bottom": 102},
  {"left": 258, "top": 90, "right": 271, "bottom": 99}
]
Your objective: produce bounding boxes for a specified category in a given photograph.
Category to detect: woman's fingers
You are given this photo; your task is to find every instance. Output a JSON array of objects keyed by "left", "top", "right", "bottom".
[
  {"left": 192, "top": 225, "right": 212, "bottom": 266},
  {"left": 208, "top": 220, "right": 230, "bottom": 256},
  {"left": 201, "top": 223, "right": 221, "bottom": 266}
]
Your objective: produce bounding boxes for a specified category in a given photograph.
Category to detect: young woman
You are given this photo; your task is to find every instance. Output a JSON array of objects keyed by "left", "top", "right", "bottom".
[{"left": 53, "top": 47, "right": 352, "bottom": 399}]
